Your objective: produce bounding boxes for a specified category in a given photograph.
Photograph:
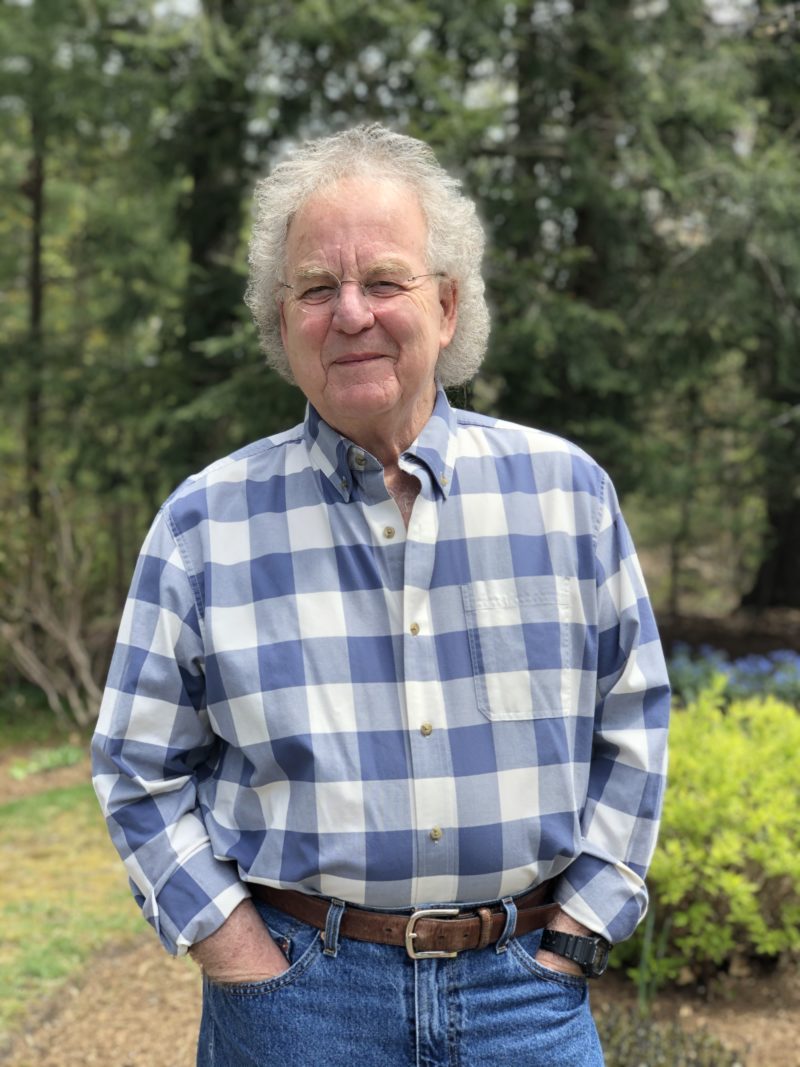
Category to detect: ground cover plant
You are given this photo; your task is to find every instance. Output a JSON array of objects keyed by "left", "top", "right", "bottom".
[{"left": 9, "top": 743, "right": 85, "bottom": 780}]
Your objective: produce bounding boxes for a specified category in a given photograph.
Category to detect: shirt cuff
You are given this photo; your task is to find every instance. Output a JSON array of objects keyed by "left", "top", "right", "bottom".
[
  {"left": 136, "top": 845, "right": 252, "bottom": 957},
  {"left": 553, "top": 852, "right": 648, "bottom": 944}
]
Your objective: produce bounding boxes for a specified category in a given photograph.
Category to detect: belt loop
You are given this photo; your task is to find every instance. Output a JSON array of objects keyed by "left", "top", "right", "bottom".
[
  {"left": 496, "top": 896, "right": 517, "bottom": 954},
  {"left": 476, "top": 907, "right": 493, "bottom": 951},
  {"left": 323, "top": 898, "right": 346, "bottom": 958}
]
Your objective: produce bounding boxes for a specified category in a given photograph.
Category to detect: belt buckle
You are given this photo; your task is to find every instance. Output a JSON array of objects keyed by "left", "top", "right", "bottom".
[{"left": 405, "top": 907, "right": 461, "bottom": 960}]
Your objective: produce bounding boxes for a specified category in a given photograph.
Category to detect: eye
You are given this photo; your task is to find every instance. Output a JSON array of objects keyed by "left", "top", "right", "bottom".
[
  {"left": 298, "top": 283, "right": 338, "bottom": 303},
  {"left": 364, "top": 278, "right": 406, "bottom": 298}
]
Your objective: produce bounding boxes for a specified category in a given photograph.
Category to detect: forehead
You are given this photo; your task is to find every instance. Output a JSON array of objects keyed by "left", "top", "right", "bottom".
[{"left": 284, "top": 177, "right": 429, "bottom": 272}]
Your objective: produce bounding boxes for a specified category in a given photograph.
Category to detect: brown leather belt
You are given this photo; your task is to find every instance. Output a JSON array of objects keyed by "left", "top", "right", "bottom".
[{"left": 249, "top": 881, "right": 559, "bottom": 960}]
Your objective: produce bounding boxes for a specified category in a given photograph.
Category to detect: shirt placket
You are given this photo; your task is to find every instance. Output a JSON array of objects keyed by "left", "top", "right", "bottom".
[{"left": 399, "top": 466, "right": 459, "bottom": 901}]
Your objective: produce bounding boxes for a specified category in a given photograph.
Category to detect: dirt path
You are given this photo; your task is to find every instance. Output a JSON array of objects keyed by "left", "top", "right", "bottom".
[{"left": 0, "top": 936, "right": 201, "bottom": 1067}]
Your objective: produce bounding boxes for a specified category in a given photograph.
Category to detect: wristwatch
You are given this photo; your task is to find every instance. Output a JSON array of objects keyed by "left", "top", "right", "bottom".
[{"left": 539, "top": 929, "right": 611, "bottom": 978}]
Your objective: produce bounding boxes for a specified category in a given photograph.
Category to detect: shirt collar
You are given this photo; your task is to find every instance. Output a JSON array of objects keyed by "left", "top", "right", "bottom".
[
  {"left": 303, "top": 385, "right": 458, "bottom": 501},
  {"left": 304, "top": 404, "right": 355, "bottom": 500}
]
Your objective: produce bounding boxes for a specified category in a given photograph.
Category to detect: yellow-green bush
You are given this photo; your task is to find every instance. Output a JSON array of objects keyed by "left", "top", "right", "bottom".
[{"left": 615, "top": 680, "right": 800, "bottom": 985}]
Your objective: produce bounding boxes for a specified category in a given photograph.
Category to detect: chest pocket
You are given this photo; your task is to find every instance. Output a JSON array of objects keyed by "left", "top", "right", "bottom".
[{"left": 462, "top": 581, "right": 571, "bottom": 721}]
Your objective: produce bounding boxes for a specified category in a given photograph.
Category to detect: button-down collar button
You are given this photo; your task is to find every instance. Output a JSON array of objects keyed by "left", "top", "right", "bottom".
[
  {"left": 420, "top": 722, "right": 433, "bottom": 737},
  {"left": 409, "top": 622, "right": 420, "bottom": 636},
  {"left": 429, "top": 826, "right": 443, "bottom": 842},
  {"left": 353, "top": 451, "right": 367, "bottom": 468},
  {"left": 340, "top": 478, "right": 349, "bottom": 490},
  {"left": 439, "top": 472, "right": 448, "bottom": 486},
  {"left": 383, "top": 526, "right": 396, "bottom": 539}
]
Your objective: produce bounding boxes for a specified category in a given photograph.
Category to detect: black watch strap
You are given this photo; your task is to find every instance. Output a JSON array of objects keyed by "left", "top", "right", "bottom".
[{"left": 539, "top": 929, "right": 611, "bottom": 978}]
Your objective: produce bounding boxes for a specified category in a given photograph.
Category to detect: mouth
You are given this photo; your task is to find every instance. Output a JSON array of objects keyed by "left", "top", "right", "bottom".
[{"left": 331, "top": 353, "right": 387, "bottom": 366}]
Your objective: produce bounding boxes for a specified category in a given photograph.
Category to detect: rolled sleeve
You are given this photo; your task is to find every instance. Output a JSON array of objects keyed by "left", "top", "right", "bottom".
[
  {"left": 556, "top": 474, "right": 670, "bottom": 944},
  {"left": 91, "top": 508, "right": 249, "bottom": 955}
]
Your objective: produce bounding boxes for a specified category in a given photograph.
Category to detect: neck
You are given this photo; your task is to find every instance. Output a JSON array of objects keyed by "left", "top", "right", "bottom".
[{"left": 384, "top": 466, "right": 420, "bottom": 527}]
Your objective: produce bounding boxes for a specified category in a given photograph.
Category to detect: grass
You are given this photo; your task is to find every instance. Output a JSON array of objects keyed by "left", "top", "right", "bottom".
[{"left": 0, "top": 781, "right": 144, "bottom": 1035}]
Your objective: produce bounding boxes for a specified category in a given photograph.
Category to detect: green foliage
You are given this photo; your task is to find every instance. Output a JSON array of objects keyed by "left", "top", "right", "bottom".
[
  {"left": 9, "top": 744, "right": 85, "bottom": 781},
  {"left": 0, "top": 687, "right": 71, "bottom": 748},
  {"left": 615, "top": 685, "right": 800, "bottom": 986},
  {"left": 596, "top": 1005, "right": 743, "bottom": 1067}
]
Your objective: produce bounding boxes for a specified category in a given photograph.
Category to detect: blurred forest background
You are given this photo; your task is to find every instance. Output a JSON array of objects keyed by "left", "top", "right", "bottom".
[{"left": 2, "top": 0, "right": 799, "bottom": 729}]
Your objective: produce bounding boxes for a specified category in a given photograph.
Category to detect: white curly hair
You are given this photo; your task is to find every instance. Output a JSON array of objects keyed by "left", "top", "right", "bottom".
[{"left": 244, "top": 124, "right": 490, "bottom": 387}]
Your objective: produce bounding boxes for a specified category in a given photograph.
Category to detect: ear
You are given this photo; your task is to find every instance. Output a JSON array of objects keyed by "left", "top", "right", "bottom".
[{"left": 438, "top": 278, "right": 458, "bottom": 350}]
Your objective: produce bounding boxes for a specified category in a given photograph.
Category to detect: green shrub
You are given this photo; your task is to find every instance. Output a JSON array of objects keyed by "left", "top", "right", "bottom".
[
  {"left": 615, "top": 681, "right": 800, "bottom": 986},
  {"left": 596, "top": 1005, "right": 744, "bottom": 1067}
]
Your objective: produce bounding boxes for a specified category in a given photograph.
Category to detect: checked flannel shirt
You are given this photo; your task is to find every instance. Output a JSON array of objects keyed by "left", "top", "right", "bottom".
[{"left": 92, "top": 387, "right": 670, "bottom": 957}]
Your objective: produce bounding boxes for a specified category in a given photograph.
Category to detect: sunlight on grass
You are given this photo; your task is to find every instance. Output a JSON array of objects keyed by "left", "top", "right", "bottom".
[{"left": 0, "top": 783, "right": 143, "bottom": 1034}]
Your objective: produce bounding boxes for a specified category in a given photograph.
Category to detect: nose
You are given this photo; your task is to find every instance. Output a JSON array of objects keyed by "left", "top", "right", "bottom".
[{"left": 331, "top": 280, "right": 375, "bottom": 333}]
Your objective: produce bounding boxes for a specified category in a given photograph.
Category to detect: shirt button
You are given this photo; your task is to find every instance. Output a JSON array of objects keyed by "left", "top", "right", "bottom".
[
  {"left": 409, "top": 622, "right": 420, "bottom": 636},
  {"left": 383, "top": 526, "right": 396, "bottom": 539},
  {"left": 420, "top": 722, "right": 433, "bottom": 737},
  {"left": 429, "top": 827, "right": 443, "bottom": 842},
  {"left": 353, "top": 452, "right": 366, "bottom": 468}
]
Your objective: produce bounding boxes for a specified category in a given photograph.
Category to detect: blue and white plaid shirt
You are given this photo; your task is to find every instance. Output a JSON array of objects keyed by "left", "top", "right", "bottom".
[{"left": 92, "top": 387, "right": 669, "bottom": 956}]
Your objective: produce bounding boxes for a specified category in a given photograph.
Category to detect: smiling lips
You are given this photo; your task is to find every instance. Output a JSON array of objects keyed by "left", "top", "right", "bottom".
[{"left": 331, "top": 352, "right": 388, "bottom": 365}]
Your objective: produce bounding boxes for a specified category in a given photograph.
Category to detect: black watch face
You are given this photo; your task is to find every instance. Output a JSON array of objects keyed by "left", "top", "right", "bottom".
[{"left": 589, "top": 940, "right": 609, "bottom": 977}]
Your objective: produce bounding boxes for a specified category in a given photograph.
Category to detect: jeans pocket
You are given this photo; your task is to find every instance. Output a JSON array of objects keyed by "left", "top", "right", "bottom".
[
  {"left": 206, "top": 928, "right": 323, "bottom": 998},
  {"left": 207, "top": 899, "right": 324, "bottom": 998},
  {"left": 507, "top": 930, "right": 588, "bottom": 991}
]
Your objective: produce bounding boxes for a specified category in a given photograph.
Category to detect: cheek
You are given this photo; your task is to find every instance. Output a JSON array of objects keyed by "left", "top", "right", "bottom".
[
  {"left": 285, "top": 316, "right": 328, "bottom": 365},
  {"left": 389, "top": 304, "right": 436, "bottom": 348}
]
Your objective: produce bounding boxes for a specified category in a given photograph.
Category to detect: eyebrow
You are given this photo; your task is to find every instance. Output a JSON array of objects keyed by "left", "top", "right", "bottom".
[
  {"left": 293, "top": 266, "right": 339, "bottom": 282},
  {"left": 292, "top": 259, "right": 413, "bottom": 282},
  {"left": 362, "top": 259, "right": 412, "bottom": 278}
]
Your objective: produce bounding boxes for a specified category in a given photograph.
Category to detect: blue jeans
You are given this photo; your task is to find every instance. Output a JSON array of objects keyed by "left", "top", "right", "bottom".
[{"left": 197, "top": 897, "right": 604, "bottom": 1066}]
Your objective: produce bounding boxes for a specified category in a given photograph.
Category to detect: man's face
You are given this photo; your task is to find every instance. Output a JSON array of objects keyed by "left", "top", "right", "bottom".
[{"left": 279, "top": 177, "right": 457, "bottom": 447}]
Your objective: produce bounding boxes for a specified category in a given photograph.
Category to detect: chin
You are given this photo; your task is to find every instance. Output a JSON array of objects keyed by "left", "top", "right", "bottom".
[{"left": 330, "top": 378, "right": 400, "bottom": 411}]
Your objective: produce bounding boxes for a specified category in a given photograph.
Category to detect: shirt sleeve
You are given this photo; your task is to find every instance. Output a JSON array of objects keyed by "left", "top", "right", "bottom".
[
  {"left": 91, "top": 506, "right": 250, "bottom": 956},
  {"left": 553, "top": 472, "right": 670, "bottom": 944}
]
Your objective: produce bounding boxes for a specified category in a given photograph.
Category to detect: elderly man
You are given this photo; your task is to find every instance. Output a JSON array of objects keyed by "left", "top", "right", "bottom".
[{"left": 92, "top": 124, "right": 669, "bottom": 1066}]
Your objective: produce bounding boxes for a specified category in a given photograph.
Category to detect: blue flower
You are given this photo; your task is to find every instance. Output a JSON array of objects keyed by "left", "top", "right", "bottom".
[{"left": 666, "top": 645, "right": 800, "bottom": 707}]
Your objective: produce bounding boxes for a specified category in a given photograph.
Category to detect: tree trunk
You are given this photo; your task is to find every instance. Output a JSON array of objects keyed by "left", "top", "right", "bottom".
[
  {"left": 25, "top": 98, "right": 46, "bottom": 535},
  {"left": 742, "top": 498, "right": 800, "bottom": 609},
  {"left": 164, "top": 0, "right": 258, "bottom": 474}
]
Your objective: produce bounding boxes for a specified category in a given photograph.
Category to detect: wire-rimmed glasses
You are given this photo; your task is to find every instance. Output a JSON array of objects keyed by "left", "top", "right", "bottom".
[{"left": 280, "top": 271, "right": 447, "bottom": 312}]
